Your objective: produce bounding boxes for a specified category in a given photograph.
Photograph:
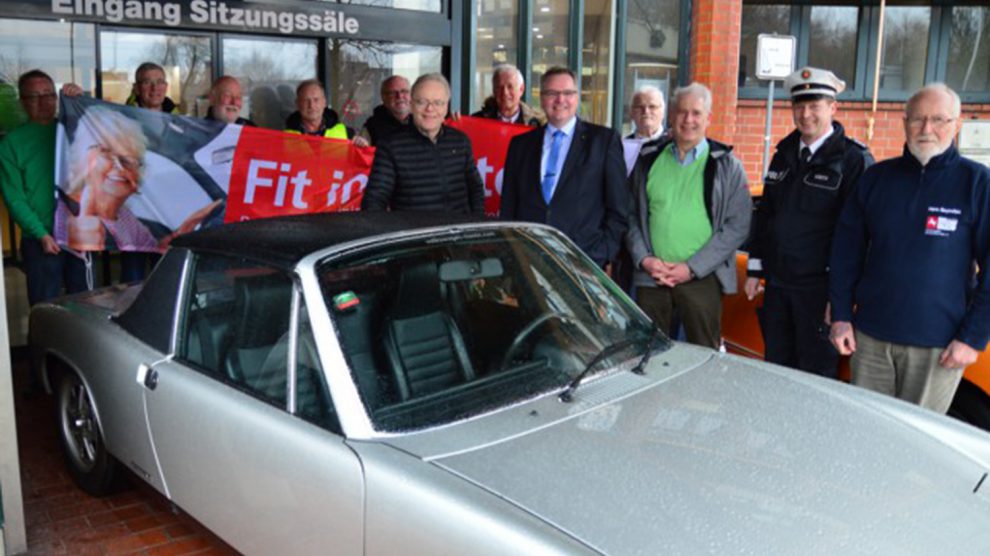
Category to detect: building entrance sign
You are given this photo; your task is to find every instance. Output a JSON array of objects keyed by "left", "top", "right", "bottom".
[{"left": 5, "top": 0, "right": 449, "bottom": 44}]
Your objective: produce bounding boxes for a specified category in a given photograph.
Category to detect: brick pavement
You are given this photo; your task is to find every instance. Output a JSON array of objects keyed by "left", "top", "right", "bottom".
[{"left": 11, "top": 354, "right": 239, "bottom": 556}]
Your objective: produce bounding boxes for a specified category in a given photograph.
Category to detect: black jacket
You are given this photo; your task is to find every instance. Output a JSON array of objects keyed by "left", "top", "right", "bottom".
[
  {"left": 204, "top": 111, "right": 256, "bottom": 127},
  {"left": 361, "top": 125, "right": 485, "bottom": 215},
  {"left": 500, "top": 119, "right": 629, "bottom": 266},
  {"left": 749, "top": 122, "right": 874, "bottom": 288},
  {"left": 362, "top": 104, "right": 411, "bottom": 145}
]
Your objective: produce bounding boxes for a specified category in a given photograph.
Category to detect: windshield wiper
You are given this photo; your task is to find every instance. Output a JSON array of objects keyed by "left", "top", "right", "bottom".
[
  {"left": 559, "top": 338, "right": 641, "bottom": 403},
  {"left": 631, "top": 327, "right": 664, "bottom": 376}
]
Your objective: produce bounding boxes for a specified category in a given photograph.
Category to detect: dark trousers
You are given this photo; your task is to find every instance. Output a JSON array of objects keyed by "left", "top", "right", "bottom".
[
  {"left": 120, "top": 252, "right": 161, "bottom": 283},
  {"left": 21, "top": 237, "right": 88, "bottom": 305},
  {"left": 759, "top": 284, "right": 838, "bottom": 378},
  {"left": 636, "top": 274, "right": 722, "bottom": 349}
]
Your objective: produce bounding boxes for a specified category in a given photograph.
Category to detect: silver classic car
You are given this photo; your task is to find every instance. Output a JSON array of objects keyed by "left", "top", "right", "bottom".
[{"left": 30, "top": 213, "right": 990, "bottom": 555}]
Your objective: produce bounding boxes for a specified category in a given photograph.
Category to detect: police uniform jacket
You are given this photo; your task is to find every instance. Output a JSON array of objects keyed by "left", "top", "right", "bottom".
[{"left": 749, "top": 122, "right": 873, "bottom": 289}]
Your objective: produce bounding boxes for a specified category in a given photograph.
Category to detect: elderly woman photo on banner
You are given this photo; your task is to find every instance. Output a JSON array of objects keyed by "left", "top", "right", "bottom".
[{"left": 55, "top": 97, "right": 229, "bottom": 252}]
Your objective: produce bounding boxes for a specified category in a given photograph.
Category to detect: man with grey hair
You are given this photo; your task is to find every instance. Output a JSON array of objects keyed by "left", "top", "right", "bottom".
[
  {"left": 625, "top": 82, "right": 751, "bottom": 348},
  {"left": 628, "top": 86, "right": 666, "bottom": 141},
  {"left": 830, "top": 83, "right": 990, "bottom": 414},
  {"left": 362, "top": 73, "right": 484, "bottom": 214},
  {"left": 623, "top": 85, "right": 668, "bottom": 174},
  {"left": 472, "top": 64, "right": 545, "bottom": 127},
  {"left": 354, "top": 75, "right": 412, "bottom": 147}
]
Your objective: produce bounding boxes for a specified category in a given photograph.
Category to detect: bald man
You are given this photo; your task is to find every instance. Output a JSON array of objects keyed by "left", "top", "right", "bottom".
[{"left": 205, "top": 76, "right": 256, "bottom": 126}]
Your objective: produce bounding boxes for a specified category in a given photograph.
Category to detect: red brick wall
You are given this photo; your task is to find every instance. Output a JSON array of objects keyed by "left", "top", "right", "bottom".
[
  {"left": 733, "top": 101, "right": 990, "bottom": 185},
  {"left": 684, "top": 0, "right": 990, "bottom": 185},
  {"left": 690, "top": 0, "right": 742, "bottom": 140}
]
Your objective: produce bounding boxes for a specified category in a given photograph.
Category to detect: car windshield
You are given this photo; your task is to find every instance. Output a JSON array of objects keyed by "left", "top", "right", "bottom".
[{"left": 317, "top": 227, "right": 670, "bottom": 432}]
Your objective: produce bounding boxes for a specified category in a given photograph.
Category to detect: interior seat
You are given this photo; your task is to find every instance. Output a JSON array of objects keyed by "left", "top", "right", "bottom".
[
  {"left": 224, "top": 272, "right": 293, "bottom": 401},
  {"left": 383, "top": 262, "right": 475, "bottom": 401}
]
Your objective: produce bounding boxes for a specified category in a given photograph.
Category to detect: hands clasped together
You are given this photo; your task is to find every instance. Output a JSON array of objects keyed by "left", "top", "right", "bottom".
[{"left": 641, "top": 256, "right": 693, "bottom": 287}]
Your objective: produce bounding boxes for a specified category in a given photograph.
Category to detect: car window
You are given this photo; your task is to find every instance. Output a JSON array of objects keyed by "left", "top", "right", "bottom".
[
  {"left": 178, "top": 254, "right": 339, "bottom": 432},
  {"left": 318, "top": 227, "right": 670, "bottom": 432}
]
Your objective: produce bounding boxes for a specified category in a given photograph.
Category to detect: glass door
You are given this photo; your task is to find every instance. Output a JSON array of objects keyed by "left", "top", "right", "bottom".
[
  {"left": 99, "top": 29, "right": 213, "bottom": 116},
  {"left": 221, "top": 36, "right": 318, "bottom": 130}
]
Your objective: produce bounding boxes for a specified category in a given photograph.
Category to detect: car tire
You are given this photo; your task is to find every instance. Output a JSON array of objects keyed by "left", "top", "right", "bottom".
[
  {"left": 55, "top": 370, "right": 119, "bottom": 496},
  {"left": 948, "top": 379, "right": 990, "bottom": 433}
]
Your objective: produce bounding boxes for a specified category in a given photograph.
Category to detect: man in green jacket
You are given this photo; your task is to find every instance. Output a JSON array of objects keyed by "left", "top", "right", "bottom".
[{"left": 0, "top": 69, "right": 87, "bottom": 304}]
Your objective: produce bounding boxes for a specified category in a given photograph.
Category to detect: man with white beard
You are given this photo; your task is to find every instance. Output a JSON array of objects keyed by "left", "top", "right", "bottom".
[{"left": 829, "top": 83, "right": 990, "bottom": 414}]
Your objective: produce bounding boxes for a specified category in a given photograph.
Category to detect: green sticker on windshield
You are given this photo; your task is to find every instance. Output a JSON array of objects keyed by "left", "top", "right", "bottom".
[{"left": 333, "top": 291, "right": 360, "bottom": 312}]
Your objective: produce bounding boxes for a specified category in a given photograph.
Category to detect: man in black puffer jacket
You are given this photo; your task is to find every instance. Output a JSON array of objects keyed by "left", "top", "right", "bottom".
[
  {"left": 356, "top": 75, "right": 412, "bottom": 147},
  {"left": 361, "top": 73, "right": 484, "bottom": 215}
]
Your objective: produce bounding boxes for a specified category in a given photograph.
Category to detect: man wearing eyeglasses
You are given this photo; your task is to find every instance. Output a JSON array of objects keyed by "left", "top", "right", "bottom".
[
  {"left": 361, "top": 73, "right": 484, "bottom": 214},
  {"left": 0, "top": 70, "right": 87, "bottom": 305},
  {"left": 830, "top": 83, "right": 990, "bottom": 414},
  {"left": 354, "top": 75, "right": 413, "bottom": 147},
  {"left": 499, "top": 67, "right": 628, "bottom": 269},
  {"left": 746, "top": 67, "right": 873, "bottom": 379},
  {"left": 126, "top": 62, "right": 178, "bottom": 114}
]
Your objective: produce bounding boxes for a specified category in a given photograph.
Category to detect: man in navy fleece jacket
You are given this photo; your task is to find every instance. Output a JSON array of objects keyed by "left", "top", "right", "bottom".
[{"left": 829, "top": 83, "right": 990, "bottom": 414}]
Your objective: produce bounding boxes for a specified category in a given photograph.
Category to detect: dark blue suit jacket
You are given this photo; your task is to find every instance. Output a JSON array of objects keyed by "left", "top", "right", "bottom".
[{"left": 499, "top": 119, "right": 629, "bottom": 266}]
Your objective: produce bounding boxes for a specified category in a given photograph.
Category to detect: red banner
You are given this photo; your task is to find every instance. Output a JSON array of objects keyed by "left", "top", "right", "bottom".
[
  {"left": 447, "top": 116, "right": 531, "bottom": 216},
  {"left": 226, "top": 127, "right": 375, "bottom": 222},
  {"left": 55, "top": 96, "right": 536, "bottom": 252}
]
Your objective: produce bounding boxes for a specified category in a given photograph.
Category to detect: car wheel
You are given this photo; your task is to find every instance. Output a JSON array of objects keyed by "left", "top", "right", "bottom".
[
  {"left": 56, "top": 370, "right": 119, "bottom": 496},
  {"left": 948, "top": 379, "right": 990, "bottom": 433}
]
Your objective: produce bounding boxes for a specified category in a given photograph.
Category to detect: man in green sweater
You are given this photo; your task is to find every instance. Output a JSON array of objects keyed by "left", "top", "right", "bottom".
[
  {"left": 625, "top": 83, "right": 751, "bottom": 348},
  {"left": 0, "top": 69, "right": 87, "bottom": 305}
]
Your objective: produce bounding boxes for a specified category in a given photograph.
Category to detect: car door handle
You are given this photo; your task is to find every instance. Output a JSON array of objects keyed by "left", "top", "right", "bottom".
[
  {"left": 137, "top": 364, "right": 159, "bottom": 390},
  {"left": 144, "top": 369, "right": 159, "bottom": 390}
]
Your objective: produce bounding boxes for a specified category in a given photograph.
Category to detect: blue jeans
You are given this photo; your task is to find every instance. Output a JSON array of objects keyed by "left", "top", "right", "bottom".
[{"left": 21, "top": 237, "right": 88, "bottom": 305}]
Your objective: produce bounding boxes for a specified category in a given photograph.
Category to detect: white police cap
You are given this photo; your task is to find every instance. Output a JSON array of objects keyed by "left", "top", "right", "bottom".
[{"left": 784, "top": 67, "right": 846, "bottom": 100}]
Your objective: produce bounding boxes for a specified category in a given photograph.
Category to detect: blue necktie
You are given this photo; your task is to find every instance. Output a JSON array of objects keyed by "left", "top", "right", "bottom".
[{"left": 542, "top": 130, "right": 565, "bottom": 204}]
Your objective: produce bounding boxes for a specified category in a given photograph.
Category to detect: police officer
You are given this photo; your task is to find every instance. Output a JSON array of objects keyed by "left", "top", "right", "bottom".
[{"left": 745, "top": 67, "right": 874, "bottom": 378}]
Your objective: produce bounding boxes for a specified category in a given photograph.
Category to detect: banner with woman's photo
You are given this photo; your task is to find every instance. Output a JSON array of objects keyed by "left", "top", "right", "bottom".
[{"left": 54, "top": 96, "right": 527, "bottom": 252}]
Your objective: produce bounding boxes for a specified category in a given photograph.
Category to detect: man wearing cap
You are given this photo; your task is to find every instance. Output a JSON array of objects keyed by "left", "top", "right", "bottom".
[{"left": 745, "top": 67, "right": 873, "bottom": 378}]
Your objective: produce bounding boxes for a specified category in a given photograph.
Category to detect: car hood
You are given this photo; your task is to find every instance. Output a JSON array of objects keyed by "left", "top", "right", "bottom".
[{"left": 386, "top": 344, "right": 990, "bottom": 555}]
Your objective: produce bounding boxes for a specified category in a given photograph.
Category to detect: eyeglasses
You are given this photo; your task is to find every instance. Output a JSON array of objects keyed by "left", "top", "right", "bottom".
[
  {"left": 632, "top": 104, "right": 663, "bottom": 112},
  {"left": 137, "top": 79, "right": 168, "bottom": 88},
  {"left": 90, "top": 144, "right": 143, "bottom": 174},
  {"left": 906, "top": 116, "right": 956, "bottom": 130},
  {"left": 541, "top": 89, "right": 578, "bottom": 99},
  {"left": 412, "top": 98, "right": 447, "bottom": 110},
  {"left": 21, "top": 92, "right": 57, "bottom": 103}
]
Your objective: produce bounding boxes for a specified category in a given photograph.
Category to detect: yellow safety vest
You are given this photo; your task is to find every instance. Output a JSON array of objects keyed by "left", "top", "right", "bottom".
[{"left": 285, "top": 123, "right": 349, "bottom": 140}]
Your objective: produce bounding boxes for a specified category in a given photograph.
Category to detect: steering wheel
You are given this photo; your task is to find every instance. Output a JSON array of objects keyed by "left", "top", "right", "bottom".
[{"left": 500, "top": 312, "right": 584, "bottom": 371}]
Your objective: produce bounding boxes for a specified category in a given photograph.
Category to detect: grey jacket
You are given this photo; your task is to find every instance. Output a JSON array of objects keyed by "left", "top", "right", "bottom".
[{"left": 625, "top": 138, "right": 752, "bottom": 294}]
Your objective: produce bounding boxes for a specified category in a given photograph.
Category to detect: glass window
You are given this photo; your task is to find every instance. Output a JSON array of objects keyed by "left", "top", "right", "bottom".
[
  {"left": 531, "top": 0, "right": 570, "bottom": 99},
  {"left": 739, "top": 4, "right": 791, "bottom": 89},
  {"left": 99, "top": 31, "right": 212, "bottom": 116},
  {"left": 330, "top": 0, "right": 441, "bottom": 12},
  {"left": 474, "top": 0, "right": 519, "bottom": 111},
  {"left": 221, "top": 36, "right": 318, "bottom": 130},
  {"left": 946, "top": 7, "right": 990, "bottom": 94},
  {"left": 879, "top": 7, "right": 930, "bottom": 94},
  {"left": 327, "top": 40, "right": 442, "bottom": 132},
  {"left": 808, "top": 6, "right": 859, "bottom": 90},
  {"left": 622, "top": 0, "right": 680, "bottom": 135},
  {"left": 319, "top": 227, "right": 668, "bottom": 432},
  {"left": 181, "top": 255, "right": 293, "bottom": 401},
  {"left": 0, "top": 19, "right": 96, "bottom": 134},
  {"left": 581, "top": 0, "right": 614, "bottom": 126}
]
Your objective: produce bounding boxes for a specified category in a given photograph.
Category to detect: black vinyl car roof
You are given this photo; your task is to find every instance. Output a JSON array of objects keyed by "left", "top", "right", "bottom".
[{"left": 172, "top": 211, "right": 489, "bottom": 270}]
